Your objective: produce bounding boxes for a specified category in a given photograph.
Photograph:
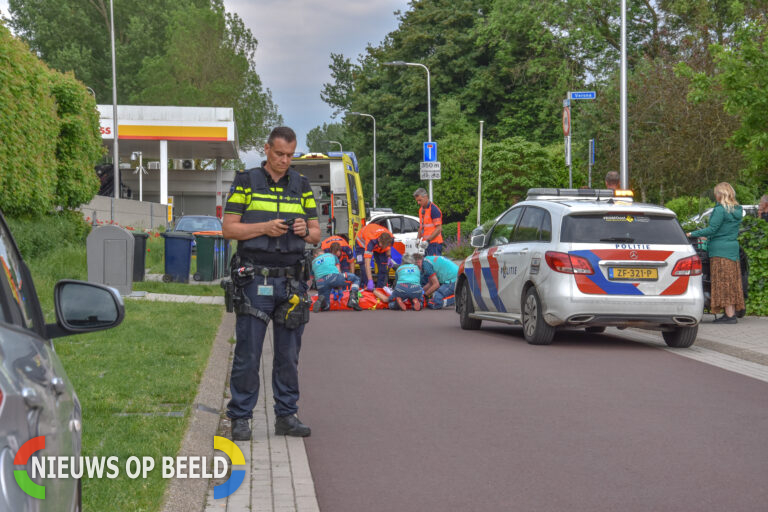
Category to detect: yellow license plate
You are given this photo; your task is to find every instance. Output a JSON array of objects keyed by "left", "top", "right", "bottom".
[{"left": 608, "top": 267, "right": 658, "bottom": 280}]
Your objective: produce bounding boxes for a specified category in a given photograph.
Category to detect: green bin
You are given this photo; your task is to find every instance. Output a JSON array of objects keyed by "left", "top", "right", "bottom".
[{"left": 193, "top": 233, "right": 219, "bottom": 281}]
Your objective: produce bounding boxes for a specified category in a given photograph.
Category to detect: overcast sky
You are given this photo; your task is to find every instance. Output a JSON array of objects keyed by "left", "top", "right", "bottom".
[{"left": 0, "top": 0, "right": 410, "bottom": 166}]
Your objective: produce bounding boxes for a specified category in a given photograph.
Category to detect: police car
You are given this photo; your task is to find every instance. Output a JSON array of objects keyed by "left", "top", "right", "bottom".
[{"left": 455, "top": 188, "right": 704, "bottom": 347}]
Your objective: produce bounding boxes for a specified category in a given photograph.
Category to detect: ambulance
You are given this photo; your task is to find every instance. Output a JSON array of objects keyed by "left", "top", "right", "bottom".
[{"left": 290, "top": 152, "right": 366, "bottom": 242}]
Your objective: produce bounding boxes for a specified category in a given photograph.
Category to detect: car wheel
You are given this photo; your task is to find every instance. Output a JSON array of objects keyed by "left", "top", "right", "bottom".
[
  {"left": 522, "top": 287, "right": 555, "bottom": 345},
  {"left": 457, "top": 280, "right": 481, "bottom": 330},
  {"left": 662, "top": 325, "right": 698, "bottom": 348},
  {"left": 193, "top": 273, "right": 202, "bottom": 281},
  {"left": 585, "top": 326, "right": 606, "bottom": 334}
]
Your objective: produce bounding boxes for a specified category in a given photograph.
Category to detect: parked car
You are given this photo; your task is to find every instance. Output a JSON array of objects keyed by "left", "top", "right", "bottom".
[
  {"left": 687, "top": 204, "right": 759, "bottom": 227},
  {"left": 173, "top": 215, "right": 222, "bottom": 233},
  {"left": 455, "top": 188, "right": 704, "bottom": 347},
  {"left": 0, "top": 211, "right": 124, "bottom": 511}
]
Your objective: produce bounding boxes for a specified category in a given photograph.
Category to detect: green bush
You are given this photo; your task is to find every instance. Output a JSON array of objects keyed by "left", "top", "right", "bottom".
[
  {"left": 0, "top": 24, "right": 101, "bottom": 215},
  {"left": 739, "top": 216, "right": 768, "bottom": 316},
  {"left": 5, "top": 210, "right": 91, "bottom": 260},
  {"left": 665, "top": 195, "right": 715, "bottom": 222}
]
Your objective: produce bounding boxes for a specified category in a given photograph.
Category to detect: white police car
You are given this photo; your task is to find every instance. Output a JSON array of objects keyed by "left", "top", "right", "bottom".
[{"left": 455, "top": 188, "right": 704, "bottom": 347}]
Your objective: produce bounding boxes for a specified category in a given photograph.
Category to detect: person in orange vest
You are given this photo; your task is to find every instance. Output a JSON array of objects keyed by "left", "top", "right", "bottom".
[
  {"left": 414, "top": 187, "right": 443, "bottom": 256},
  {"left": 320, "top": 234, "right": 354, "bottom": 272},
  {"left": 354, "top": 223, "right": 394, "bottom": 290}
]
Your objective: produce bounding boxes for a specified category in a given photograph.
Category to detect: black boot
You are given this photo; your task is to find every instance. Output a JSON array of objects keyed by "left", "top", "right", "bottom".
[
  {"left": 347, "top": 292, "right": 362, "bottom": 311},
  {"left": 275, "top": 414, "right": 311, "bottom": 437},
  {"left": 231, "top": 418, "right": 251, "bottom": 441}
]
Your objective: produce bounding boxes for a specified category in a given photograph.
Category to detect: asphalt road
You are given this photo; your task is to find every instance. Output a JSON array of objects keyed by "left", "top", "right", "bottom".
[{"left": 300, "top": 310, "right": 768, "bottom": 512}]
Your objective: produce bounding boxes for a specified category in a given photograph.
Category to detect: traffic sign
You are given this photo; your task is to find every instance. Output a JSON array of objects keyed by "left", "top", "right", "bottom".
[
  {"left": 570, "top": 91, "right": 596, "bottom": 100},
  {"left": 420, "top": 161, "right": 441, "bottom": 180},
  {"left": 562, "top": 107, "right": 571, "bottom": 136},
  {"left": 423, "top": 142, "right": 437, "bottom": 162}
]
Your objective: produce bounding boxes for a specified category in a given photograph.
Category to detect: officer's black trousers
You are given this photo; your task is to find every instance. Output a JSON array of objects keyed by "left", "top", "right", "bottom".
[{"left": 227, "top": 276, "right": 307, "bottom": 419}]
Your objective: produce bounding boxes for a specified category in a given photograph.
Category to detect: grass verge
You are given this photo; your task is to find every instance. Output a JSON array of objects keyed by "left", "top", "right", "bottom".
[
  {"left": 55, "top": 301, "right": 222, "bottom": 512},
  {"left": 26, "top": 236, "right": 223, "bottom": 511}
]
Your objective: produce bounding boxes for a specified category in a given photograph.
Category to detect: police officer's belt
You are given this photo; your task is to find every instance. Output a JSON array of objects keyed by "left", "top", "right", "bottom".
[{"left": 248, "top": 263, "right": 304, "bottom": 279}]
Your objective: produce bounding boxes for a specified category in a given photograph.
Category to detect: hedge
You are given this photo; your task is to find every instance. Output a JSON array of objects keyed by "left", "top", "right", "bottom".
[{"left": 0, "top": 23, "right": 101, "bottom": 215}]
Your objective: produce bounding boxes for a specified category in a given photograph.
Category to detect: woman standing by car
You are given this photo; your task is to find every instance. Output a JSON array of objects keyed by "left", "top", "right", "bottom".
[{"left": 687, "top": 182, "right": 745, "bottom": 324}]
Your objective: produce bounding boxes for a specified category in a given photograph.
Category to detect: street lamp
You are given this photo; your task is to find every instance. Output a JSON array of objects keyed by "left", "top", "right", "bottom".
[
  {"left": 348, "top": 112, "right": 377, "bottom": 208},
  {"left": 109, "top": 0, "right": 119, "bottom": 199},
  {"left": 383, "top": 60, "right": 433, "bottom": 202},
  {"left": 323, "top": 140, "right": 343, "bottom": 153}
]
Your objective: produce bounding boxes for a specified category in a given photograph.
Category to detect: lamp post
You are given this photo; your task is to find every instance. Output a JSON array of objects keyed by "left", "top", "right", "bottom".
[
  {"left": 324, "top": 140, "right": 343, "bottom": 153},
  {"left": 383, "top": 60, "right": 433, "bottom": 202},
  {"left": 349, "top": 112, "right": 376, "bottom": 208},
  {"left": 109, "top": 0, "right": 119, "bottom": 199}
]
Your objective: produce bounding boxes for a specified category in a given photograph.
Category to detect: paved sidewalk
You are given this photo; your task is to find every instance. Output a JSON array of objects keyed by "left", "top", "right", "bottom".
[{"left": 203, "top": 326, "right": 320, "bottom": 512}]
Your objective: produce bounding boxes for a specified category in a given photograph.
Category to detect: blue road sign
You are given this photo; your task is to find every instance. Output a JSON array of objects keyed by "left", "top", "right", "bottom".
[
  {"left": 423, "top": 142, "right": 437, "bottom": 162},
  {"left": 570, "top": 91, "right": 596, "bottom": 100}
]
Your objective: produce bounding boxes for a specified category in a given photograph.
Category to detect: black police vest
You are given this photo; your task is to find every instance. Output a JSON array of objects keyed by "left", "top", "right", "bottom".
[{"left": 238, "top": 167, "right": 307, "bottom": 257}]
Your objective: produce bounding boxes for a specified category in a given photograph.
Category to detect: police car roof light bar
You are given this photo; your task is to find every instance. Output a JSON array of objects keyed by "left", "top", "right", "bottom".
[{"left": 526, "top": 188, "right": 634, "bottom": 202}]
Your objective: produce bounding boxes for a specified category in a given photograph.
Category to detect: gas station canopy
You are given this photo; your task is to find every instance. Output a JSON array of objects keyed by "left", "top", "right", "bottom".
[{"left": 98, "top": 105, "right": 239, "bottom": 159}]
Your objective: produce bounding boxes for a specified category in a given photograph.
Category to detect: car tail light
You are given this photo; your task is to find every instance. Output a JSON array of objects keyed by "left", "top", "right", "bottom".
[
  {"left": 672, "top": 255, "right": 702, "bottom": 276},
  {"left": 545, "top": 251, "right": 594, "bottom": 275}
]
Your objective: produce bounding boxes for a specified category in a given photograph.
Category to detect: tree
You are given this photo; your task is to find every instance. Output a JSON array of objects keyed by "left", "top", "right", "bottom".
[
  {"left": 8, "top": 0, "right": 207, "bottom": 101},
  {"left": 687, "top": 18, "right": 768, "bottom": 186},
  {"left": 305, "top": 123, "right": 347, "bottom": 153},
  {"left": 8, "top": 0, "right": 280, "bottom": 150},
  {"left": 131, "top": 3, "right": 281, "bottom": 150}
]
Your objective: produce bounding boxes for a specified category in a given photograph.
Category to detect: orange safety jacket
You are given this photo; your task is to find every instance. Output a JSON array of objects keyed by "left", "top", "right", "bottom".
[
  {"left": 419, "top": 202, "right": 443, "bottom": 244},
  {"left": 321, "top": 235, "right": 353, "bottom": 264},
  {"left": 355, "top": 223, "right": 392, "bottom": 258}
]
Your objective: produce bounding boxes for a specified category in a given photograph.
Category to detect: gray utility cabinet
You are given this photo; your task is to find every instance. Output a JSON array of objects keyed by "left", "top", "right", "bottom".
[{"left": 87, "top": 225, "right": 134, "bottom": 296}]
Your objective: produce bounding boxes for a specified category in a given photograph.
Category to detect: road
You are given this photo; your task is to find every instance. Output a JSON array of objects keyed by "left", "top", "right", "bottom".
[{"left": 300, "top": 310, "right": 768, "bottom": 512}]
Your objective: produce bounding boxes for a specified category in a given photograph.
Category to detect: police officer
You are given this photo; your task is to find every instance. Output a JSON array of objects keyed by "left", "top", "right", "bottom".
[
  {"left": 414, "top": 187, "right": 443, "bottom": 255},
  {"left": 222, "top": 127, "right": 320, "bottom": 440}
]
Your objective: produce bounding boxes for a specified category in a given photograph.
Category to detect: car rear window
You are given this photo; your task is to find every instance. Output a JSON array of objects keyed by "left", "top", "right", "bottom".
[{"left": 560, "top": 213, "right": 688, "bottom": 244}]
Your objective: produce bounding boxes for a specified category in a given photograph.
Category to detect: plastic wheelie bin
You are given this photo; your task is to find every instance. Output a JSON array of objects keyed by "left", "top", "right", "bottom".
[
  {"left": 132, "top": 232, "right": 149, "bottom": 282},
  {"left": 161, "top": 232, "right": 194, "bottom": 283},
  {"left": 192, "top": 232, "right": 221, "bottom": 281}
]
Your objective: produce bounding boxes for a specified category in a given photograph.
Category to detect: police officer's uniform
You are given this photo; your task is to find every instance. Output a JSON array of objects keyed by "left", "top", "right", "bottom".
[{"left": 224, "top": 164, "right": 317, "bottom": 428}]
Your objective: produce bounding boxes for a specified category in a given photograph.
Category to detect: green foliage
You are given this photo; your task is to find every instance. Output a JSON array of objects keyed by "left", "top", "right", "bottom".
[
  {"left": 739, "top": 216, "right": 768, "bottom": 316},
  {"left": 50, "top": 71, "right": 103, "bottom": 207},
  {"left": 131, "top": 3, "right": 280, "bottom": 150},
  {"left": 8, "top": 0, "right": 279, "bottom": 151},
  {"left": 0, "top": 23, "right": 59, "bottom": 215},
  {"left": 665, "top": 196, "right": 715, "bottom": 222},
  {"left": 306, "top": 123, "right": 347, "bottom": 153},
  {"left": 480, "top": 137, "right": 563, "bottom": 222},
  {"left": 5, "top": 210, "right": 91, "bottom": 260},
  {"left": 1, "top": 24, "right": 103, "bottom": 215}
]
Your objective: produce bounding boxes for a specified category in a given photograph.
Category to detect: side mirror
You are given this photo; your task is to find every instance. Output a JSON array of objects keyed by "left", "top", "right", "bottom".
[
  {"left": 470, "top": 233, "right": 486, "bottom": 248},
  {"left": 46, "top": 280, "right": 125, "bottom": 339}
]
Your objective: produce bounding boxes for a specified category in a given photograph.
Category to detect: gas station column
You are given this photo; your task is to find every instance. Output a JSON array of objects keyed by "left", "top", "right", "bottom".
[
  {"left": 216, "top": 157, "right": 223, "bottom": 218},
  {"left": 160, "top": 140, "right": 168, "bottom": 204}
]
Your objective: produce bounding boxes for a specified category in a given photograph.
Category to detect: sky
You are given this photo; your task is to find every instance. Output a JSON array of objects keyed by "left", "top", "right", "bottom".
[{"left": 0, "top": 0, "right": 411, "bottom": 167}]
